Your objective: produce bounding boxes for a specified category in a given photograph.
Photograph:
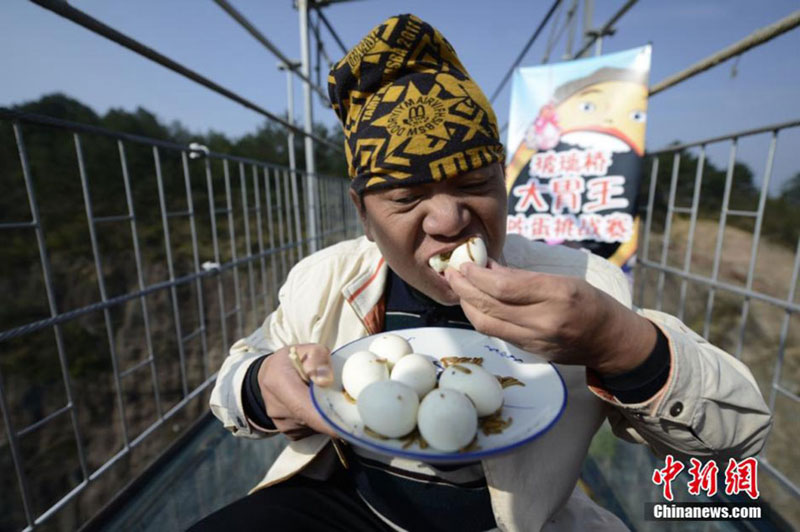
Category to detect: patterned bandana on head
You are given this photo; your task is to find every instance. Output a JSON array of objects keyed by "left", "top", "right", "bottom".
[{"left": 328, "top": 14, "right": 505, "bottom": 193}]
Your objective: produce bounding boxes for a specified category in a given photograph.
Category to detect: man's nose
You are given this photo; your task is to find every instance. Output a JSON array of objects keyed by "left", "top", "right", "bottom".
[{"left": 422, "top": 195, "right": 470, "bottom": 237}]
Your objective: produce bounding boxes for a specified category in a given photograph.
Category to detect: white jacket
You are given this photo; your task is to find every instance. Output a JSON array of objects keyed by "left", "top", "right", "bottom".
[{"left": 210, "top": 235, "right": 771, "bottom": 531}]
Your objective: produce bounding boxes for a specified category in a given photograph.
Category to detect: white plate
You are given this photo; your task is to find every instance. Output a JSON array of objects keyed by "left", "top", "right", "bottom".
[{"left": 310, "top": 327, "right": 567, "bottom": 463}]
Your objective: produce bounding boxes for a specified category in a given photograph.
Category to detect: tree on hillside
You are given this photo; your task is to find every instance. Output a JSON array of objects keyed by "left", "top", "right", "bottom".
[
  {"left": 642, "top": 146, "right": 798, "bottom": 248},
  {"left": 781, "top": 172, "right": 800, "bottom": 205}
]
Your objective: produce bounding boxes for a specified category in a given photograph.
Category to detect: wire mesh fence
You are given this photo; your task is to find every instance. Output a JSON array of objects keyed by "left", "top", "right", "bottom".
[
  {"left": 2, "top": 110, "right": 799, "bottom": 529},
  {"left": 0, "top": 110, "right": 359, "bottom": 531},
  {"left": 635, "top": 119, "right": 800, "bottom": 522}
]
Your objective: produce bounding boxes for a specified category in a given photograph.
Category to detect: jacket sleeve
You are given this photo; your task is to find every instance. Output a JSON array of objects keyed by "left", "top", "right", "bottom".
[
  {"left": 209, "top": 271, "right": 306, "bottom": 439},
  {"left": 588, "top": 308, "right": 772, "bottom": 461}
]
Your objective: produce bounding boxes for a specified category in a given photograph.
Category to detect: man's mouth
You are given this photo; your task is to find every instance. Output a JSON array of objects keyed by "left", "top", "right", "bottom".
[{"left": 427, "top": 236, "right": 488, "bottom": 274}]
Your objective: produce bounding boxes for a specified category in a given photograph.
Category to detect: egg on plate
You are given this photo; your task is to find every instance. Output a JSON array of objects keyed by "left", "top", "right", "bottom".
[
  {"left": 417, "top": 388, "right": 478, "bottom": 452},
  {"left": 368, "top": 333, "right": 412, "bottom": 368},
  {"left": 357, "top": 380, "right": 419, "bottom": 438},
  {"left": 341, "top": 350, "right": 389, "bottom": 400},
  {"left": 390, "top": 353, "right": 437, "bottom": 399},
  {"left": 438, "top": 362, "right": 504, "bottom": 417}
]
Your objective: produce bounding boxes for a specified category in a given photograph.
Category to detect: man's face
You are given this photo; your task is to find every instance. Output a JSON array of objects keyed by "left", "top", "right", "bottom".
[{"left": 351, "top": 162, "right": 507, "bottom": 305}]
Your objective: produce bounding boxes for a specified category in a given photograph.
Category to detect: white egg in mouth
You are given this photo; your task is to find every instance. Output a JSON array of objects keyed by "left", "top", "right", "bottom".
[
  {"left": 358, "top": 380, "right": 420, "bottom": 438},
  {"left": 368, "top": 333, "right": 412, "bottom": 369},
  {"left": 428, "top": 236, "right": 488, "bottom": 273},
  {"left": 417, "top": 388, "right": 478, "bottom": 452},
  {"left": 390, "top": 353, "right": 437, "bottom": 399},
  {"left": 439, "top": 362, "right": 504, "bottom": 417},
  {"left": 341, "top": 350, "right": 389, "bottom": 401}
]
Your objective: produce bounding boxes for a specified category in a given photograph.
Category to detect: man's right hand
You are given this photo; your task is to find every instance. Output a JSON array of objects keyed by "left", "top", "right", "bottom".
[{"left": 257, "top": 344, "right": 338, "bottom": 440}]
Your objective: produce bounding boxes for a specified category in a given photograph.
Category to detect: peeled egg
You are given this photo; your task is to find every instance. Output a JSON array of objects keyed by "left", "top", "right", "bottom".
[
  {"left": 341, "top": 350, "right": 389, "bottom": 401},
  {"left": 357, "top": 380, "right": 419, "bottom": 438},
  {"left": 438, "top": 363, "right": 504, "bottom": 417},
  {"left": 368, "top": 334, "right": 412, "bottom": 368},
  {"left": 390, "top": 354, "right": 437, "bottom": 399},
  {"left": 448, "top": 236, "right": 488, "bottom": 271},
  {"left": 417, "top": 389, "right": 478, "bottom": 452},
  {"left": 428, "top": 236, "right": 488, "bottom": 273},
  {"left": 428, "top": 253, "right": 449, "bottom": 273}
]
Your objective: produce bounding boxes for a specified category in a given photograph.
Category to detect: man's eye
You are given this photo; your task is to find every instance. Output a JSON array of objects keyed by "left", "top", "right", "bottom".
[
  {"left": 393, "top": 195, "right": 420, "bottom": 205},
  {"left": 462, "top": 180, "right": 488, "bottom": 190}
]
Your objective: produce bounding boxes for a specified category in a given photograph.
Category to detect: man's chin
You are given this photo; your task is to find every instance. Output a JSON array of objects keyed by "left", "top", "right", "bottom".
[
  {"left": 429, "top": 290, "right": 461, "bottom": 307},
  {"left": 423, "top": 276, "right": 461, "bottom": 306}
]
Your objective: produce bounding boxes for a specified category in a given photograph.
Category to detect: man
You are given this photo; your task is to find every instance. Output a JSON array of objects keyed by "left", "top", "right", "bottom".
[{"left": 195, "top": 14, "right": 771, "bottom": 532}]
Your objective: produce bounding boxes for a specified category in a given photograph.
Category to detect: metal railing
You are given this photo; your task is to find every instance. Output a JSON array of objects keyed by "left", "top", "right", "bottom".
[
  {"left": 635, "top": 119, "right": 800, "bottom": 503},
  {"left": 0, "top": 109, "right": 360, "bottom": 531},
  {"left": 2, "top": 2, "right": 356, "bottom": 528}
]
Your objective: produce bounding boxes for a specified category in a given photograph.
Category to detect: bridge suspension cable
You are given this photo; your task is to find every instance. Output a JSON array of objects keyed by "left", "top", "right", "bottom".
[
  {"left": 489, "top": 0, "right": 562, "bottom": 104},
  {"left": 212, "top": 0, "right": 330, "bottom": 104},
  {"left": 29, "top": 0, "right": 342, "bottom": 152}
]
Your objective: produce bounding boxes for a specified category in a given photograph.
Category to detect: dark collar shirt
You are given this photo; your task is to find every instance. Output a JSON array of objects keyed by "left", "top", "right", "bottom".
[{"left": 347, "top": 267, "right": 497, "bottom": 532}]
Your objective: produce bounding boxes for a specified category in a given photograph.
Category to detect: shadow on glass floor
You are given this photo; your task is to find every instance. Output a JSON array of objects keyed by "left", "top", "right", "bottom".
[
  {"left": 88, "top": 414, "right": 286, "bottom": 531},
  {"left": 86, "top": 416, "right": 790, "bottom": 531}
]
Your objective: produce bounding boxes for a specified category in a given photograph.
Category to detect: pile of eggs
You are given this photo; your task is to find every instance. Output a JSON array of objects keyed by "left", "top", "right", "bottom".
[{"left": 342, "top": 333, "right": 503, "bottom": 452}]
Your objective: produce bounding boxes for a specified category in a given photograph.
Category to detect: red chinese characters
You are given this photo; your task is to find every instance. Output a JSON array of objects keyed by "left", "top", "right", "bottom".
[
  {"left": 511, "top": 178, "right": 548, "bottom": 213},
  {"left": 724, "top": 458, "right": 760, "bottom": 500},
  {"left": 503, "top": 213, "right": 632, "bottom": 242},
  {"left": 652, "top": 454, "right": 685, "bottom": 501},
  {"left": 549, "top": 176, "right": 584, "bottom": 214},
  {"left": 506, "top": 214, "right": 526, "bottom": 235},
  {"left": 529, "top": 149, "right": 612, "bottom": 179},
  {"left": 687, "top": 458, "right": 719, "bottom": 497},
  {"left": 584, "top": 176, "right": 629, "bottom": 213},
  {"left": 528, "top": 214, "right": 552, "bottom": 240},
  {"left": 651, "top": 456, "right": 760, "bottom": 501},
  {"left": 604, "top": 212, "right": 633, "bottom": 242}
]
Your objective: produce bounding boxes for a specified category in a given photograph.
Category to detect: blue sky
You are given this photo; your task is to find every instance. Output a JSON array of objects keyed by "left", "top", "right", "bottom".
[{"left": 3, "top": 0, "right": 799, "bottom": 194}]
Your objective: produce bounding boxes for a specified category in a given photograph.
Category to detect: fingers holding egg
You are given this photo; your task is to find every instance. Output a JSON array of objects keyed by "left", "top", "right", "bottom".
[
  {"left": 428, "top": 236, "right": 488, "bottom": 274},
  {"left": 448, "top": 236, "right": 488, "bottom": 271}
]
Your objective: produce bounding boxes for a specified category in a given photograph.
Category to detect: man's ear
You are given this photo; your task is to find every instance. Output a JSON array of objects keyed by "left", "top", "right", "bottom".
[{"left": 348, "top": 188, "right": 374, "bottom": 241}]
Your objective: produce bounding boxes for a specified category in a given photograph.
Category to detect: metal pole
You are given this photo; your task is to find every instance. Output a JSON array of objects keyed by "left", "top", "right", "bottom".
[
  {"left": 314, "top": 5, "right": 348, "bottom": 55},
  {"left": 298, "top": 0, "right": 319, "bottom": 254},
  {"left": 212, "top": 0, "right": 329, "bottom": 103},
  {"left": 650, "top": 9, "right": 800, "bottom": 96},
  {"left": 572, "top": 0, "right": 637, "bottom": 58},
  {"left": 580, "top": 0, "right": 594, "bottom": 58},
  {"left": 280, "top": 60, "right": 304, "bottom": 260},
  {"left": 564, "top": 0, "right": 579, "bottom": 59}
]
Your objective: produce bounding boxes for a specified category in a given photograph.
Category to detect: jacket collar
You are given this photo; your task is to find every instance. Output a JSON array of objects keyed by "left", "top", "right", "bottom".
[
  {"left": 340, "top": 235, "right": 525, "bottom": 335},
  {"left": 340, "top": 242, "right": 388, "bottom": 335}
]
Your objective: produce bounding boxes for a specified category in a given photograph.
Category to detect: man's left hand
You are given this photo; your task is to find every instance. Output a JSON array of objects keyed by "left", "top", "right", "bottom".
[{"left": 444, "top": 259, "right": 658, "bottom": 375}]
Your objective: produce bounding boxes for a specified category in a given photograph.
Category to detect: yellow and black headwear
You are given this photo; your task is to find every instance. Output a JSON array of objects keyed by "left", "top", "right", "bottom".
[{"left": 328, "top": 14, "right": 505, "bottom": 193}]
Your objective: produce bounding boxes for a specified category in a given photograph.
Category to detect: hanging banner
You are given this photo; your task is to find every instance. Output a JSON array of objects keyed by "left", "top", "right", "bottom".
[{"left": 505, "top": 45, "right": 651, "bottom": 273}]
